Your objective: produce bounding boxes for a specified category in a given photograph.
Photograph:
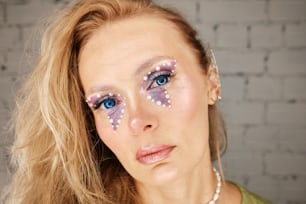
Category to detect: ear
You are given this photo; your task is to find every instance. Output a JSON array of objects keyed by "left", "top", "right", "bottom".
[{"left": 207, "top": 65, "right": 221, "bottom": 105}]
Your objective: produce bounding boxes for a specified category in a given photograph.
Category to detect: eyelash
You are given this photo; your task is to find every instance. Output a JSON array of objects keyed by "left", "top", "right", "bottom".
[
  {"left": 90, "top": 70, "right": 175, "bottom": 111},
  {"left": 147, "top": 70, "right": 174, "bottom": 90},
  {"left": 93, "top": 96, "right": 120, "bottom": 111}
]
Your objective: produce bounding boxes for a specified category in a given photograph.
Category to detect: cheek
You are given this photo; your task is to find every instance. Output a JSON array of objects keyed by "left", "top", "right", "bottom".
[
  {"left": 94, "top": 115, "right": 122, "bottom": 153},
  {"left": 172, "top": 78, "right": 208, "bottom": 121}
]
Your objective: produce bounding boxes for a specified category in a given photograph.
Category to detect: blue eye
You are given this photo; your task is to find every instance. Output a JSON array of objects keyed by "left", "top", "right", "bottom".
[
  {"left": 103, "top": 98, "right": 116, "bottom": 109},
  {"left": 155, "top": 75, "right": 169, "bottom": 86}
]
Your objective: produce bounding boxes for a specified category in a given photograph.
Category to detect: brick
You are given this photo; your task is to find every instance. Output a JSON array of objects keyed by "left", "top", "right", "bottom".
[
  {"left": 220, "top": 75, "right": 245, "bottom": 101},
  {"left": 0, "top": 171, "right": 11, "bottom": 195},
  {"left": 247, "top": 175, "right": 279, "bottom": 202},
  {"left": 268, "top": 50, "right": 306, "bottom": 75},
  {"left": 222, "top": 151, "right": 263, "bottom": 176},
  {"left": 244, "top": 126, "right": 279, "bottom": 152},
  {"left": 267, "top": 103, "right": 306, "bottom": 126},
  {"left": 285, "top": 23, "right": 306, "bottom": 48},
  {"left": 7, "top": 2, "right": 56, "bottom": 25},
  {"left": 195, "top": 23, "right": 215, "bottom": 47},
  {"left": 0, "top": 76, "right": 18, "bottom": 105},
  {"left": 270, "top": 1, "right": 306, "bottom": 21},
  {"left": 0, "top": 145, "right": 9, "bottom": 172},
  {"left": 250, "top": 24, "right": 282, "bottom": 49},
  {"left": 159, "top": 0, "right": 197, "bottom": 23},
  {"left": 226, "top": 125, "right": 246, "bottom": 152},
  {"left": 3, "top": 0, "right": 25, "bottom": 4},
  {"left": 224, "top": 175, "right": 247, "bottom": 188},
  {"left": 0, "top": 111, "right": 11, "bottom": 146},
  {"left": 265, "top": 152, "right": 306, "bottom": 175},
  {"left": 220, "top": 102, "right": 265, "bottom": 125},
  {"left": 216, "top": 25, "right": 247, "bottom": 49},
  {"left": 200, "top": 2, "right": 267, "bottom": 23},
  {"left": 0, "top": 78, "right": 15, "bottom": 146},
  {"left": 284, "top": 77, "right": 306, "bottom": 100},
  {"left": 21, "top": 24, "right": 44, "bottom": 52},
  {"left": 1, "top": 1, "right": 306, "bottom": 203},
  {"left": 279, "top": 176, "right": 306, "bottom": 203},
  {"left": 0, "top": 26, "right": 20, "bottom": 51},
  {"left": 0, "top": 3, "right": 4, "bottom": 24},
  {"left": 278, "top": 128, "right": 306, "bottom": 153},
  {"left": 0, "top": 53, "right": 4, "bottom": 67},
  {"left": 0, "top": 117, "right": 13, "bottom": 146},
  {"left": 6, "top": 50, "right": 35, "bottom": 74},
  {"left": 246, "top": 76, "right": 282, "bottom": 100},
  {"left": 215, "top": 50, "right": 265, "bottom": 74}
]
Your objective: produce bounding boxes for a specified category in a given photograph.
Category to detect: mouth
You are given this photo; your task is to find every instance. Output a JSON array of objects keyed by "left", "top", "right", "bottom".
[{"left": 136, "top": 145, "right": 176, "bottom": 165}]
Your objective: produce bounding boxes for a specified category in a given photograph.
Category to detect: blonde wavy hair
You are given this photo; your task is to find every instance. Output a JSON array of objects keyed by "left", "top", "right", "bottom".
[{"left": 4, "top": 0, "right": 227, "bottom": 203}]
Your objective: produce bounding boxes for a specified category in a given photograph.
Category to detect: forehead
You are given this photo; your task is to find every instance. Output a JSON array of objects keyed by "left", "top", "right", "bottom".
[{"left": 78, "top": 15, "right": 197, "bottom": 92}]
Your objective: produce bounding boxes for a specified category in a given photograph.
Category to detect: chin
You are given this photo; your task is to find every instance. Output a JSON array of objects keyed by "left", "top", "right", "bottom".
[{"left": 145, "top": 163, "right": 180, "bottom": 186}]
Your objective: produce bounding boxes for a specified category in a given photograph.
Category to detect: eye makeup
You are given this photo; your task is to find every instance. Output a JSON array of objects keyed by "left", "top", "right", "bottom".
[
  {"left": 142, "top": 59, "right": 176, "bottom": 107},
  {"left": 85, "top": 59, "right": 176, "bottom": 130},
  {"left": 86, "top": 93, "right": 125, "bottom": 130}
]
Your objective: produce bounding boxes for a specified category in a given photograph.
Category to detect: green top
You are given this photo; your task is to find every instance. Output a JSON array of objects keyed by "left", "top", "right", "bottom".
[{"left": 233, "top": 182, "right": 273, "bottom": 204}]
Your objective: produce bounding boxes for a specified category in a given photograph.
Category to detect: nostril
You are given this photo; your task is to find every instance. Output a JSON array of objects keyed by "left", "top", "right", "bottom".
[
  {"left": 129, "top": 117, "right": 157, "bottom": 134},
  {"left": 144, "top": 124, "right": 152, "bottom": 131}
]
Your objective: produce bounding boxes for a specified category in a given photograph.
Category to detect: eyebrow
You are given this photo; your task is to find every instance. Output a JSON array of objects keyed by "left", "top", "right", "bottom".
[
  {"left": 86, "top": 55, "right": 172, "bottom": 97},
  {"left": 86, "top": 85, "right": 115, "bottom": 98}
]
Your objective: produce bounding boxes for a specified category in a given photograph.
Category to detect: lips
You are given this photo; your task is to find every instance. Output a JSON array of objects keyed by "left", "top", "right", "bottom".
[{"left": 136, "top": 145, "right": 176, "bottom": 165}]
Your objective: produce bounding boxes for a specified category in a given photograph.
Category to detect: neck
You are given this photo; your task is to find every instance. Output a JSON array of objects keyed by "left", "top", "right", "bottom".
[{"left": 137, "top": 154, "right": 218, "bottom": 204}]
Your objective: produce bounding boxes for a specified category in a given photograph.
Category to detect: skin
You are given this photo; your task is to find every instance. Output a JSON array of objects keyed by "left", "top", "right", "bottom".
[{"left": 79, "top": 15, "right": 241, "bottom": 204}]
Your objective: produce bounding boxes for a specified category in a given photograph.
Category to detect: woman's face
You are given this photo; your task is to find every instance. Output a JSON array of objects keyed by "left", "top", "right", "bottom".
[{"left": 79, "top": 15, "right": 218, "bottom": 186}]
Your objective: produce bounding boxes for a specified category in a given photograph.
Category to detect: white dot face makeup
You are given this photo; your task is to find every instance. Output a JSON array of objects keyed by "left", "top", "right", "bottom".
[
  {"left": 142, "top": 60, "right": 176, "bottom": 108},
  {"left": 85, "top": 59, "right": 176, "bottom": 131},
  {"left": 79, "top": 15, "right": 216, "bottom": 190},
  {"left": 86, "top": 93, "right": 125, "bottom": 130}
]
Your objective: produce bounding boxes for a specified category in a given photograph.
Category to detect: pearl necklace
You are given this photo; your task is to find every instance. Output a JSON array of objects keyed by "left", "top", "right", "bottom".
[{"left": 208, "top": 168, "right": 222, "bottom": 204}]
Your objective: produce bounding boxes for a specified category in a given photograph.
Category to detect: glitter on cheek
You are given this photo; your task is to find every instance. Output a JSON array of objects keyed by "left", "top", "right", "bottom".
[
  {"left": 147, "top": 88, "right": 171, "bottom": 107},
  {"left": 107, "top": 102, "right": 126, "bottom": 130}
]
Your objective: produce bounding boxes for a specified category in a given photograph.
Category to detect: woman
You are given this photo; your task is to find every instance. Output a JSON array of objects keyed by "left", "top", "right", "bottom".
[{"left": 4, "top": 0, "right": 272, "bottom": 203}]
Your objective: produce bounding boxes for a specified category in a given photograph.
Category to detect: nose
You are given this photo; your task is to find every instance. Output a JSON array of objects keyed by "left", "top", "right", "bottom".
[{"left": 127, "top": 98, "right": 159, "bottom": 135}]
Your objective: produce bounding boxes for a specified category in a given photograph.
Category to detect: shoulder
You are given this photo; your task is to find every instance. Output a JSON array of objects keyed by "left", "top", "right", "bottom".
[{"left": 231, "top": 182, "right": 273, "bottom": 204}]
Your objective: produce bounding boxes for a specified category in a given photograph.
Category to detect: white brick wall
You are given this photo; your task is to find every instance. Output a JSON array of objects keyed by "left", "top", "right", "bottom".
[
  {"left": 244, "top": 126, "right": 279, "bottom": 152},
  {"left": 278, "top": 128, "right": 306, "bottom": 153},
  {"left": 285, "top": 23, "right": 306, "bottom": 48},
  {"left": 284, "top": 77, "right": 306, "bottom": 100},
  {"left": 0, "top": 1, "right": 306, "bottom": 203},
  {"left": 267, "top": 103, "right": 306, "bottom": 126},
  {"left": 250, "top": 24, "right": 283, "bottom": 49},
  {"left": 220, "top": 76, "right": 245, "bottom": 101},
  {"left": 0, "top": 4, "right": 4, "bottom": 24},
  {"left": 0, "top": 26, "right": 20, "bottom": 51},
  {"left": 0, "top": 145, "right": 9, "bottom": 172},
  {"left": 223, "top": 152, "right": 263, "bottom": 176},
  {"left": 157, "top": 0, "right": 197, "bottom": 23},
  {"left": 216, "top": 50, "right": 265, "bottom": 74},
  {"left": 246, "top": 76, "right": 282, "bottom": 100},
  {"left": 200, "top": 1, "right": 267, "bottom": 23},
  {"left": 216, "top": 25, "right": 248, "bottom": 49},
  {"left": 7, "top": 2, "right": 55, "bottom": 25},
  {"left": 270, "top": 1, "right": 306, "bottom": 22},
  {"left": 269, "top": 50, "right": 306, "bottom": 75},
  {"left": 265, "top": 153, "right": 306, "bottom": 175},
  {"left": 195, "top": 23, "right": 215, "bottom": 47},
  {"left": 279, "top": 177, "right": 306, "bottom": 203},
  {"left": 221, "top": 102, "right": 265, "bottom": 125}
]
